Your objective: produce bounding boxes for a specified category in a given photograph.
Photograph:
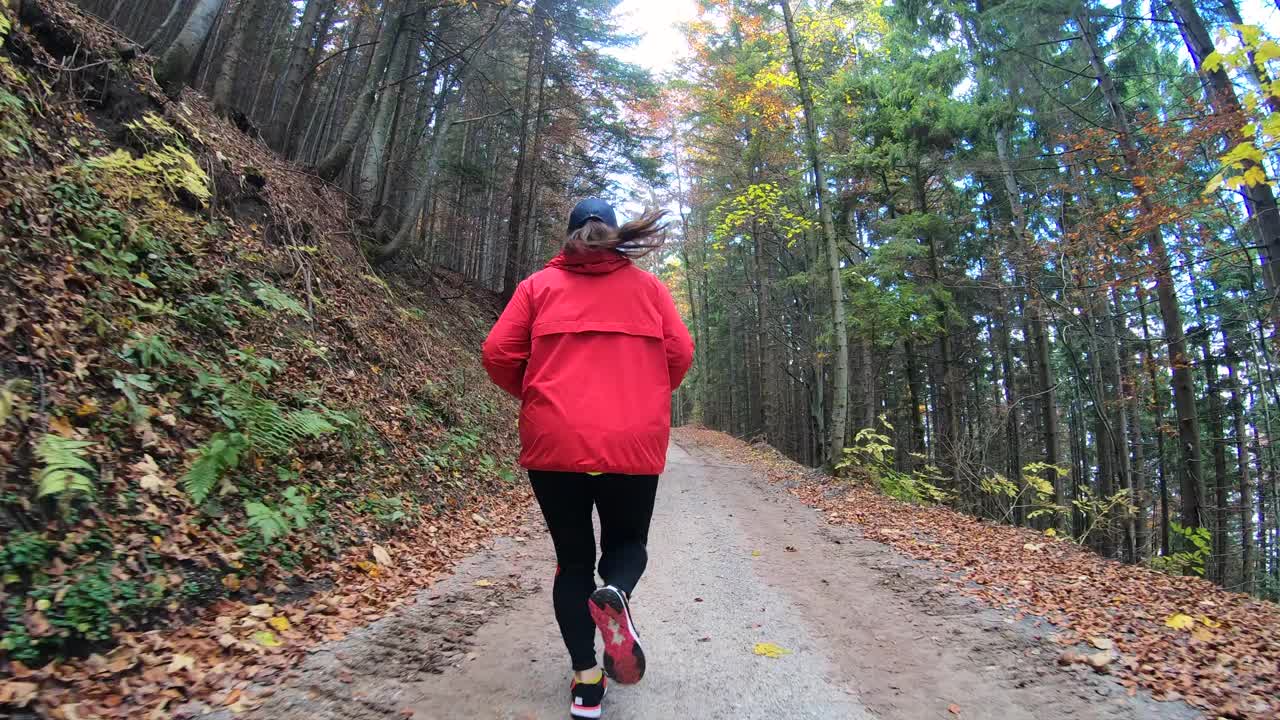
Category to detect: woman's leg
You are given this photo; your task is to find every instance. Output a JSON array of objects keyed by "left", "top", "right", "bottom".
[
  {"left": 595, "top": 474, "right": 659, "bottom": 596},
  {"left": 528, "top": 470, "right": 599, "bottom": 671}
]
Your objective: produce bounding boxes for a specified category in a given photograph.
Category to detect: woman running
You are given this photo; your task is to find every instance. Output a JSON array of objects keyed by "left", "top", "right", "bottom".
[{"left": 482, "top": 198, "right": 694, "bottom": 719}]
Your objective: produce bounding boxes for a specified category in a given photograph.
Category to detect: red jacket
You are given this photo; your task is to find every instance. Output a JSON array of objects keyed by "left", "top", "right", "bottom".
[{"left": 482, "top": 250, "right": 695, "bottom": 475}]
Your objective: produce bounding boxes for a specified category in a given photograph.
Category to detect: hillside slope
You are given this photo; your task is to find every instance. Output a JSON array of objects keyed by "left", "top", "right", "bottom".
[{"left": 0, "top": 1, "right": 525, "bottom": 714}]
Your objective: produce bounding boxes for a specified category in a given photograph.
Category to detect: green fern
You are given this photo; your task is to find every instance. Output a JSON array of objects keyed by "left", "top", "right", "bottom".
[
  {"left": 183, "top": 386, "right": 344, "bottom": 504},
  {"left": 244, "top": 500, "right": 291, "bottom": 544},
  {"left": 223, "top": 388, "right": 337, "bottom": 456},
  {"left": 249, "top": 281, "right": 309, "bottom": 318},
  {"left": 34, "top": 435, "right": 96, "bottom": 499},
  {"left": 183, "top": 431, "right": 248, "bottom": 505}
]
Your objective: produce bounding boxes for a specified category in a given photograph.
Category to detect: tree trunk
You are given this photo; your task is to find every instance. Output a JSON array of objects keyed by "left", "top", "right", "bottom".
[
  {"left": 1077, "top": 10, "right": 1205, "bottom": 529},
  {"left": 143, "top": 0, "right": 186, "bottom": 51},
  {"left": 1137, "top": 286, "right": 1171, "bottom": 555},
  {"left": 211, "top": 0, "right": 261, "bottom": 114},
  {"left": 314, "top": 3, "right": 404, "bottom": 182},
  {"left": 269, "top": 0, "right": 327, "bottom": 148},
  {"left": 500, "top": 0, "right": 549, "bottom": 302},
  {"left": 376, "top": 0, "right": 515, "bottom": 258},
  {"left": 358, "top": 15, "right": 411, "bottom": 201},
  {"left": 1199, "top": 332, "right": 1229, "bottom": 585},
  {"left": 154, "top": 0, "right": 225, "bottom": 95},
  {"left": 1224, "top": 332, "right": 1256, "bottom": 593},
  {"left": 779, "top": 0, "right": 849, "bottom": 468}
]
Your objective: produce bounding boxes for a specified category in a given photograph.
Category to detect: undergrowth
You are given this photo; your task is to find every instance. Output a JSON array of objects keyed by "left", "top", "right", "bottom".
[{"left": 0, "top": 3, "right": 518, "bottom": 670}]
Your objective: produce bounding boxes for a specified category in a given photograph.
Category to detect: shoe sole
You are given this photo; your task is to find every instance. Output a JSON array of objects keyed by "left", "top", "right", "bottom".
[{"left": 588, "top": 587, "right": 645, "bottom": 685}]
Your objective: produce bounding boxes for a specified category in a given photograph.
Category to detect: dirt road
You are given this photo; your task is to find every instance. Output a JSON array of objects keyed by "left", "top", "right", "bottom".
[{"left": 239, "top": 441, "right": 1198, "bottom": 720}]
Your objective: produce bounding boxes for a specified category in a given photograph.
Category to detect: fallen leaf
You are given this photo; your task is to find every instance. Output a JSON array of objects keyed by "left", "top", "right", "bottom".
[
  {"left": 1197, "top": 615, "right": 1221, "bottom": 628},
  {"left": 1191, "top": 626, "right": 1214, "bottom": 642},
  {"left": 1086, "top": 651, "right": 1114, "bottom": 670},
  {"left": 948, "top": 704, "right": 961, "bottom": 715},
  {"left": 0, "top": 680, "right": 39, "bottom": 706},
  {"left": 223, "top": 574, "right": 242, "bottom": 591},
  {"left": 372, "top": 544, "right": 394, "bottom": 567},
  {"left": 1089, "top": 637, "right": 1114, "bottom": 650},
  {"left": 252, "top": 630, "right": 281, "bottom": 647},
  {"left": 356, "top": 560, "right": 380, "bottom": 577},
  {"left": 248, "top": 603, "right": 274, "bottom": 619},
  {"left": 1164, "top": 613, "right": 1195, "bottom": 630},
  {"left": 752, "top": 642, "right": 791, "bottom": 658},
  {"left": 167, "top": 654, "right": 196, "bottom": 673},
  {"left": 751, "top": 550, "right": 762, "bottom": 557},
  {"left": 268, "top": 616, "right": 291, "bottom": 632},
  {"left": 132, "top": 454, "right": 164, "bottom": 491},
  {"left": 1022, "top": 542, "right": 1044, "bottom": 551},
  {"left": 49, "top": 416, "right": 75, "bottom": 438},
  {"left": 474, "top": 579, "right": 494, "bottom": 587}
]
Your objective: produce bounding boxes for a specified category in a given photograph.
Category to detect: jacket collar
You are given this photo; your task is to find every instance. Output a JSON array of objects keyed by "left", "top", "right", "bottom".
[{"left": 546, "top": 249, "right": 631, "bottom": 275}]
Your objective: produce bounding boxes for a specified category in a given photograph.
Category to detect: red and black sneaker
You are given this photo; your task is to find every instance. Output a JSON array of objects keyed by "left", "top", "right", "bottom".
[
  {"left": 588, "top": 585, "right": 646, "bottom": 685},
  {"left": 570, "top": 673, "right": 607, "bottom": 719}
]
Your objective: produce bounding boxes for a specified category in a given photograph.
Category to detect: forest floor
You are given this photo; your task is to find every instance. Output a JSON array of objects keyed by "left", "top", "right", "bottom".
[{"left": 209, "top": 437, "right": 1228, "bottom": 720}]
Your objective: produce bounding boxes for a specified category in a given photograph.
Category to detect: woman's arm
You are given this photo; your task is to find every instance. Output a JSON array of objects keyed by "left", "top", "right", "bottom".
[
  {"left": 481, "top": 281, "right": 533, "bottom": 398},
  {"left": 655, "top": 280, "right": 695, "bottom": 390}
]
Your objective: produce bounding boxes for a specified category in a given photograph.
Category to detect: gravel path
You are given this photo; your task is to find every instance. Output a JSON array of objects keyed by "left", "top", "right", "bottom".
[{"left": 241, "top": 441, "right": 1199, "bottom": 720}]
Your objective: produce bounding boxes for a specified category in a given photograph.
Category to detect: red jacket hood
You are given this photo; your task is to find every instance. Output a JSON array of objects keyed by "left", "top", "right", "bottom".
[{"left": 546, "top": 250, "right": 631, "bottom": 275}]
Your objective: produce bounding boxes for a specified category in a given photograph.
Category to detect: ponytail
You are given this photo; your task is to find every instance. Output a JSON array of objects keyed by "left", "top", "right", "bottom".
[{"left": 564, "top": 208, "right": 669, "bottom": 258}]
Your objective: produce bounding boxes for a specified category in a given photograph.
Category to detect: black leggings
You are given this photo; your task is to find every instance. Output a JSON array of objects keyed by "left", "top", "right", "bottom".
[{"left": 528, "top": 470, "right": 659, "bottom": 671}]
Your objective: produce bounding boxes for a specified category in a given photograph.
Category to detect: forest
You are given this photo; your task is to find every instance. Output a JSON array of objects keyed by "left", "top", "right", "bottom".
[
  {"left": 1, "top": 0, "right": 1279, "bottom": 714},
  {"left": 67, "top": 0, "right": 1280, "bottom": 601}
]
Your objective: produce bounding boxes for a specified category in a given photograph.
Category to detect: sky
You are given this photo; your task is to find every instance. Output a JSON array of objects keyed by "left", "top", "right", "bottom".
[{"left": 608, "top": 0, "right": 699, "bottom": 77}]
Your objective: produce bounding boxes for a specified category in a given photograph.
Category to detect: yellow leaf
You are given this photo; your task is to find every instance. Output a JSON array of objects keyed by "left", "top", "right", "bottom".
[
  {"left": 1203, "top": 171, "right": 1225, "bottom": 195},
  {"left": 75, "top": 400, "right": 99, "bottom": 416},
  {"left": 1242, "top": 165, "right": 1268, "bottom": 187},
  {"left": 356, "top": 560, "right": 380, "bottom": 577},
  {"left": 268, "top": 616, "right": 291, "bottom": 632},
  {"left": 474, "top": 579, "right": 494, "bottom": 587},
  {"left": 753, "top": 642, "right": 791, "bottom": 658},
  {"left": 1044, "top": 528, "right": 1057, "bottom": 537},
  {"left": 751, "top": 550, "right": 762, "bottom": 557},
  {"left": 1255, "top": 39, "right": 1280, "bottom": 65},
  {"left": 1165, "top": 613, "right": 1195, "bottom": 630},
  {"left": 252, "top": 630, "right": 281, "bottom": 647},
  {"left": 222, "top": 574, "right": 241, "bottom": 591},
  {"left": 1197, "top": 615, "right": 1221, "bottom": 628}
]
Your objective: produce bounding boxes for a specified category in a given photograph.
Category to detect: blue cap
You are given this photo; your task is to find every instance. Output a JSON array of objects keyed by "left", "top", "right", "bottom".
[{"left": 568, "top": 198, "right": 617, "bottom": 232}]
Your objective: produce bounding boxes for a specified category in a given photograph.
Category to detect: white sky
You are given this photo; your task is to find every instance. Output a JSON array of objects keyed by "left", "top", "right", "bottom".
[{"left": 607, "top": 0, "right": 699, "bottom": 76}]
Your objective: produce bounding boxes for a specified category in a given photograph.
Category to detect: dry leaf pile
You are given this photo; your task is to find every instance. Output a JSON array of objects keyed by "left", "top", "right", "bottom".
[{"left": 677, "top": 427, "right": 1280, "bottom": 719}]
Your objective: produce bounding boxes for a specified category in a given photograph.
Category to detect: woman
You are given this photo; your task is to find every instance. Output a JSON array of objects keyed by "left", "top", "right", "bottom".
[{"left": 482, "top": 198, "right": 694, "bottom": 719}]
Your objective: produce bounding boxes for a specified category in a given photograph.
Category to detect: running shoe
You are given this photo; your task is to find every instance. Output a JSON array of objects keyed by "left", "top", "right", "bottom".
[
  {"left": 588, "top": 585, "right": 646, "bottom": 684},
  {"left": 570, "top": 673, "right": 607, "bottom": 719}
]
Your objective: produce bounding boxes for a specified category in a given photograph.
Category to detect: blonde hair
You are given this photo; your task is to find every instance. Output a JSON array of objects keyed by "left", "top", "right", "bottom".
[{"left": 564, "top": 208, "right": 669, "bottom": 258}]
